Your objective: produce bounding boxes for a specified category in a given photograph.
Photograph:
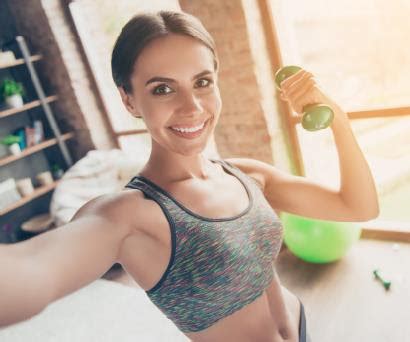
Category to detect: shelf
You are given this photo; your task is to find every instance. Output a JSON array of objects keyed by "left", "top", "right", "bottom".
[
  {"left": 0, "top": 132, "right": 74, "bottom": 167},
  {"left": 0, "top": 180, "right": 60, "bottom": 217},
  {"left": 0, "top": 54, "right": 42, "bottom": 69},
  {"left": 0, "top": 95, "right": 58, "bottom": 119},
  {"left": 0, "top": 37, "right": 74, "bottom": 224}
]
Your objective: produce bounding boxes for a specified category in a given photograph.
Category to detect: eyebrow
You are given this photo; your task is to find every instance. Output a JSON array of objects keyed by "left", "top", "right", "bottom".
[{"left": 145, "top": 70, "right": 213, "bottom": 86}]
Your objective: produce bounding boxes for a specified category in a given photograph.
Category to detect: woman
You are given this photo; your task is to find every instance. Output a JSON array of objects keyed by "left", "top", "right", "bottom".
[{"left": 0, "top": 10, "right": 379, "bottom": 342}]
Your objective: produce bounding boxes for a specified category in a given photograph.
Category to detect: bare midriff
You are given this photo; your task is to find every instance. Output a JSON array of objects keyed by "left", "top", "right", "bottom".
[{"left": 183, "top": 279, "right": 301, "bottom": 342}]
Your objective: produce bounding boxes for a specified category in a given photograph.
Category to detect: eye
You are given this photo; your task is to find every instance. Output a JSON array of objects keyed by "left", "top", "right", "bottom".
[
  {"left": 151, "top": 84, "right": 174, "bottom": 96},
  {"left": 195, "top": 78, "right": 213, "bottom": 88}
]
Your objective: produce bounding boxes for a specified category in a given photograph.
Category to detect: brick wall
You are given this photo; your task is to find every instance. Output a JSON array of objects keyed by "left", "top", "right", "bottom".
[
  {"left": 7, "top": 0, "right": 117, "bottom": 160},
  {"left": 180, "top": 0, "right": 276, "bottom": 164},
  {"left": 241, "top": 0, "right": 294, "bottom": 171}
]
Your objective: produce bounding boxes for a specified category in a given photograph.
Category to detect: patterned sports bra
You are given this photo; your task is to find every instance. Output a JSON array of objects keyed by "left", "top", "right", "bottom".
[{"left": 124, "top": 159, "right": 284, "bottom": 333}]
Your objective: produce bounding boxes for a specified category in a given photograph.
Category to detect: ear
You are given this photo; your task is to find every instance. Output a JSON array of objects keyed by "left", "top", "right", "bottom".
[{"left": 118, "top": 87, "right": 142, "bottom": 118}]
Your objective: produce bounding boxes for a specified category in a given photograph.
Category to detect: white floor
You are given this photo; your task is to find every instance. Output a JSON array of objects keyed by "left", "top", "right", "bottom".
[{"left": 0, "top": 279, "right": 188, "bottom": 342}]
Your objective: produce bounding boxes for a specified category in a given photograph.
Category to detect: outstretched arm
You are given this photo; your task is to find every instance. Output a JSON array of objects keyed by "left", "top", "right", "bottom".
[
  {"left": 226, "top": 70, "right": 379, "bottom": 221},
  {"left": 0, "top": 193, "right": 134, "bottom": 327}
]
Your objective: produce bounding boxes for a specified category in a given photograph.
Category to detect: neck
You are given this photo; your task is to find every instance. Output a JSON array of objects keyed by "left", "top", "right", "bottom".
[{"left": 140, "top": 144, "right": 216, "bottom": 183}]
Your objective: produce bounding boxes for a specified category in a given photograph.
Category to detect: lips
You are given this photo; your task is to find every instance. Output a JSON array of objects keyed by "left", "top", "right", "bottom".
[
  {"left": 169, "top": 120, "right": 207, "bottom": 130},
  {"left": 168, "top": 118, "right": 210, "bottom": 139}
]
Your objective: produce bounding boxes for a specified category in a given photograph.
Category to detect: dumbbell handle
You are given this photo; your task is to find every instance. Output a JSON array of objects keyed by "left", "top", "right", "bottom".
[{"left": 275, "top": 65, "right": 334, "bottom": 131}]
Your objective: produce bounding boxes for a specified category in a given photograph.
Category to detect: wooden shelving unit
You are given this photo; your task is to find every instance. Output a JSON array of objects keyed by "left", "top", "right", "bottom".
[
  {"left": 0, "top": 54, "right": 42, "bottom": 69},
  {"left": 0, "top": 95, "right": 57, "bottom": 119},
  {"left": 0, "top": 180, "right": 60, "bottom": 216},
  {"left": 0, "top": 132, "right": 74, "bottom": 167},
  {"left": 0, "top": 37, "right": 74, "bottom": 224}
]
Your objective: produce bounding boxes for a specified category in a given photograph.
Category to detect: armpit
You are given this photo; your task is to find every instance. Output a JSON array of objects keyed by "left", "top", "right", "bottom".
[{"left": 249, "top": 175, "right": 265, "bottom": 191}]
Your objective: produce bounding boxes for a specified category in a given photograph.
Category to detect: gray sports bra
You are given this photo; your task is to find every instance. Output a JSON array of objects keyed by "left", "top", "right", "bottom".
[{"left": 124, "top": 159, "right": 284, "bottom": 332}]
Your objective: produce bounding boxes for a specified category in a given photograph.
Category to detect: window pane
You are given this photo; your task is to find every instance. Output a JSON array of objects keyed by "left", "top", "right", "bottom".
[
  {"left": 271, "top": 0, "right": 410, "bottom": 111},
  {"left": 297, "top": 115, "right": 410, "bottom": 224},
  {"left": 69, "top": 0, "right": 180, "bottom": 131}
]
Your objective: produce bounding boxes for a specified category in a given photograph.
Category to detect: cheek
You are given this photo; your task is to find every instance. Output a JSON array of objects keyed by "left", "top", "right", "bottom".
[
  {"left": 140, "top": 100, "right": 171, "bottom": 123},
  {"left": 208, "top": 88, "right": 222, "bottom": 115}
]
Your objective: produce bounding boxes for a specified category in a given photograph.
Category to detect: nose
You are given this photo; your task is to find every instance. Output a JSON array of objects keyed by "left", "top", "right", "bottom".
[{"left": 177, "top": 90, "right": 203, "bottom": 117}]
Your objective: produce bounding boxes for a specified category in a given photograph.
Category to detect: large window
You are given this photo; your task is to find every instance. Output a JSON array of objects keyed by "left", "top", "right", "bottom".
[
  {"left": 269, "top": 0, "right": 410, "bottom": 230},
  {"left": 68, "top": 0, "right": 180, "bottom": 157}
]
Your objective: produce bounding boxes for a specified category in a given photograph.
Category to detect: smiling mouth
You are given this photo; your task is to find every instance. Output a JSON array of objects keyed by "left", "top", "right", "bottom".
[{"left": 168, "top": 118, "right": 210, "bottom": 138}]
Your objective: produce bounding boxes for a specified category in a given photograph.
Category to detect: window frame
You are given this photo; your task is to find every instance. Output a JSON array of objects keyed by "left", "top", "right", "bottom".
[
  {"left": 258, "top": 0, "right": 410, "bottom": 242},
  {"left": 63, "top": 0, "right": 148, "bottom": 148}
]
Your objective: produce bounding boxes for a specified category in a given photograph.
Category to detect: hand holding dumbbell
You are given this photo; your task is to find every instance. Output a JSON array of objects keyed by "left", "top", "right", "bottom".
[{"left": 275, "top": 65, "right": 334, "bottom": 131}]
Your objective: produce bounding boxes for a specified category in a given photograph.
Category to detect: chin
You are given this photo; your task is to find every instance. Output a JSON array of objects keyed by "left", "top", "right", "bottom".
[
  {"left": 176, "top": 145, "right": 207, "bottom": 157},
  {"left": 171, "top": 139, "right": 210, "bottom": 157}
]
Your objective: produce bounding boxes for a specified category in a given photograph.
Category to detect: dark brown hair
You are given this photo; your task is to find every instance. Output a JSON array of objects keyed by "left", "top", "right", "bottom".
[{"left": 111, "top": 10, "right": 218, "bottom": 93}]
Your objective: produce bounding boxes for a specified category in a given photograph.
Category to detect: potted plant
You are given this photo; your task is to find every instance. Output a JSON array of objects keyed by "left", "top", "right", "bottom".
[
  {"left": 1, "top": 134, "right": 22, "bottom": 155},
  {"left": 0, "top": 78, "right": 25, "bottom": 108},
  {"left": 51, "top": 164, "right": 64, "bottom": 179}
]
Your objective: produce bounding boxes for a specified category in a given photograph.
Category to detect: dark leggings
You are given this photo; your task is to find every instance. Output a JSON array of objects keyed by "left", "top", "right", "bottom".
[{"left": 298, "top": 298, "right": 311, "bottom": 342}]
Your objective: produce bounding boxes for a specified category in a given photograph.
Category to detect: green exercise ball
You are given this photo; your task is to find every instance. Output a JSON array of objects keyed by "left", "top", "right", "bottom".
[{"left": 280, "top": 212, "right": 362, "bottom": 263}]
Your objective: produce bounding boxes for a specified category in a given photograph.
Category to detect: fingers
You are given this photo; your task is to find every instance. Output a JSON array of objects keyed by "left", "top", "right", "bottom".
[
  {"left": 281, "top": 70, "right": 313, "bottom": 97},
  {"left": 288, "top": 80, "right": 316, "bottom": 114},
  {"left": 279, "top": 70, "right": 317, "bottom": 114},
  {"left": 280, "top": 69, "right": 307, "bottom": 89},
  {"left": 283, "top": 71, "right": 313, "bottom": 98}
]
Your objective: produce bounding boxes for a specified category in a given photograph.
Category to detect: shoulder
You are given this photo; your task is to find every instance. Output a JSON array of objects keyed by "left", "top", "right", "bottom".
[
  {"left": 223, "top": 157, "right": 274, "bottom": 191},
  {"left": 71, "top": 189, "right": 148, "bottom": 236}
]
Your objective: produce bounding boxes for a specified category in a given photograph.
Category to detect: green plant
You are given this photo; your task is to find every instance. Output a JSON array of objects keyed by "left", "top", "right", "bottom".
[
  {"left": 51, "top": 164, "right": 62, "bottom": 172},
  {"left": 0, "top": 78, "right": 25, "bottom": 100},
  {"left": 0, "top": 134, "right": 21, "bottom": 146}
]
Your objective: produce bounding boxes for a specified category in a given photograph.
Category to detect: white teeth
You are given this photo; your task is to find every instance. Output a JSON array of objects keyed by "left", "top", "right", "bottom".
[{"left": 171, "top": 121, "right": 206, "bottom": 133}]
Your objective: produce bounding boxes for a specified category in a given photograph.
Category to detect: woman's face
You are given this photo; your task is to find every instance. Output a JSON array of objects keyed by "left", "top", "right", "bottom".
[{"left": 122, "top": 33, "right": 222, "bottom": 156}]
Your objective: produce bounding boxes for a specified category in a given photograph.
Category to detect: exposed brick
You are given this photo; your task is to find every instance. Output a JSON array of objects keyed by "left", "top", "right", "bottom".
[{"left": 180, "top": 0, "right": 274, "bottom": 163}]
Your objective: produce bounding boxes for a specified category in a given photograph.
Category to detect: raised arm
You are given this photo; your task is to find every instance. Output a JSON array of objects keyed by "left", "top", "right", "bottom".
[
  {"left": 225, "top": 69, "right": 379, "bottom": 222},
  {"left": 0, "top": 192, "right": 135, "bottom": 327}
]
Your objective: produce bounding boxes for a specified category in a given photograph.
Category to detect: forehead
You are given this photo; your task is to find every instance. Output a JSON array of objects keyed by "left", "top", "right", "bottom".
[{"left": 132, "top": 34, "right": 215, "bottom": 83}]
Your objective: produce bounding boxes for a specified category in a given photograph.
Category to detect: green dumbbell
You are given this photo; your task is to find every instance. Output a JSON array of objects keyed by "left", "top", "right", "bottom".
[
  {"left": 275, "top": 65, "right": 334, "bottom": 131},
  {"left": 373, "top": 269, "right": 392, "bottom": 290}
]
